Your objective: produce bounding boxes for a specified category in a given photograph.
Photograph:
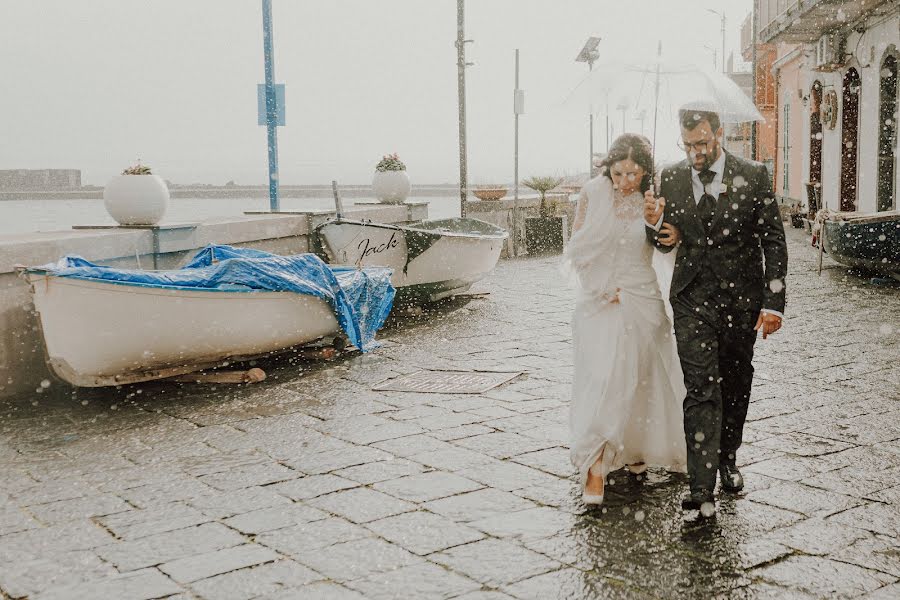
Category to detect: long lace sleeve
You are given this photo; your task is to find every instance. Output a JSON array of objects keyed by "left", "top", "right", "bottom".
[{"left": 572, "top": 189, "right": 588, "bottom": 232}]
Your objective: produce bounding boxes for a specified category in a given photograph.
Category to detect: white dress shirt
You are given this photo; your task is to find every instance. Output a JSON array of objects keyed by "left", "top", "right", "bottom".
[{"left": 648, "top": 151, "right": 783, "bottom": 320}]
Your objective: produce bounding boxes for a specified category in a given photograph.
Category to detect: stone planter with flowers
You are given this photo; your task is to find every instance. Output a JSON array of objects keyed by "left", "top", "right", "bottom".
[
  {"left": 103, "top": 162, "right": 170, "bottom": 226},
  {"left": 372, "top": 153, "right": 411, "bottom": 204}
]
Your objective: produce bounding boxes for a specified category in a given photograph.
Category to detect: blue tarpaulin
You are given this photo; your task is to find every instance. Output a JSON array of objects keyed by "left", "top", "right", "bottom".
[{"left": 33, "top": 245, "right": 395, "bottom": 352}]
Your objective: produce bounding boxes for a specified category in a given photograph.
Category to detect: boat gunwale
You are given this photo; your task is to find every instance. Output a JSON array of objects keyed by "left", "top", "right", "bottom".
[
  {"left": 822, "top": 211, "right": 900, "bottom": 226},
  {"left": 23, "top": 270, "right": 317, "bottom": 296},
  {"left": 22, "top": 265, "right": 382, "bottom": 295},
  {"left": 317, "top": 217, "right": 510, "bottom": 240}
]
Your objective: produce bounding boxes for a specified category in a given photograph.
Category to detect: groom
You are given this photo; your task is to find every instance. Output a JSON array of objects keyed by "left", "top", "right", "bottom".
[{"left": 644, "top": 108, "right": 788, "bottom": 514}]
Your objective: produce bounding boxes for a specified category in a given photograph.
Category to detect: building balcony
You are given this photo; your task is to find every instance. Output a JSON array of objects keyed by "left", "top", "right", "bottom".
[{"left": 758, "top": 0, "right": 894, "bottom": 44}]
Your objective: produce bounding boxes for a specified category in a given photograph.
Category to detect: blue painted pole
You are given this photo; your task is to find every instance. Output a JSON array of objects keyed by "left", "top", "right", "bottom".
[{"left": 262, "top": 0, "right": 280, "bottom": 211}]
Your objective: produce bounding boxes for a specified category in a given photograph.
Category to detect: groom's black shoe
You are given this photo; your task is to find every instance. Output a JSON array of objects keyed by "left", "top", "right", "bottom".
[
  {"left": 719, "top": 465, "right": 744, "bottom": 493},
  {"left": 681, "top": 490, "right": 715, "bottom": 514}
]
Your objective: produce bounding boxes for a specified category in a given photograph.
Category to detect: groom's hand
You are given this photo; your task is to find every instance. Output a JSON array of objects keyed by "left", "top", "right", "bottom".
[
  {"left": 658, "top": 223, "right": 681, "bottom": 247},
  {"left": 644, "top": 191, "right": 664, "bottom": 225},
  {"left": 754, "top": 312, "right": 782, "bottom": 339}
]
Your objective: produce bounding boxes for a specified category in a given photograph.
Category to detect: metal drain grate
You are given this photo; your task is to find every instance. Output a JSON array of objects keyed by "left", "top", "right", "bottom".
[{"left": 372, "top": 370, "right": 522, "bottom": 394}]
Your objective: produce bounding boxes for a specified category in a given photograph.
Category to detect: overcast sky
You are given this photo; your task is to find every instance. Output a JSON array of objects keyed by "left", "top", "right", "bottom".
[{"left": 1, "top": 0, "right": 752, "bottom": 186}]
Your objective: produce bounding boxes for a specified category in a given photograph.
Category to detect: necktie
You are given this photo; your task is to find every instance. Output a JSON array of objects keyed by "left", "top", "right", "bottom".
[{"left": 697, "top": 169, "right": 717, "bottom": 232}]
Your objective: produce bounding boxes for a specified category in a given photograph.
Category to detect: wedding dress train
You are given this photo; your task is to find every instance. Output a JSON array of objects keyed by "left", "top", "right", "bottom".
[{"left": 564, "top": 176, "right": 687, "bottom": 489}]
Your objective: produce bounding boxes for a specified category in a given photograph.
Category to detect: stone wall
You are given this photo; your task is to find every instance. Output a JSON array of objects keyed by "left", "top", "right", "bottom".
[{"left": 465, "top": 193, "right": 576, "bottom": 258}]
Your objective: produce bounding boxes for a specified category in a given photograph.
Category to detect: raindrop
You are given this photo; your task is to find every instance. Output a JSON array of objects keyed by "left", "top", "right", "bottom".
[
  {"left": 694, "top": 431, "right": 706, "bottom": 442},
  {"left": 700, "top": 502, "right": 716, "bottom": 517},
  {"left": 769, "top": 279, "right": 784, "bottom": 294},
  {"left": 634, "top": 510, "right": 645, "bottom": 522},
  {"left": 39, "top": 379, "right": 51, "bottom": 389},
  {"left": 879, "top": 324, "right": 893, "bottom": 336}
]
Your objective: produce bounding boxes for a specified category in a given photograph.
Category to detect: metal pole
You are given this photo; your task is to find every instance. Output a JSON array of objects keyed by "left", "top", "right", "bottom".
[
  {"left": 651, "top": 41, "right": 662, "bottom": 192},
  {"left": 514, "top": 49, "right": 519, "bottom": 202},
  {"left": 721, "top": 13, "right": 726, "bottom": 74},
  {"left": 605, "top": 91, "right": 610, "bottom": 151},
  {"left": 456, "top": 0, "right": 469, "bottom": 218},
  {"left": 262, "top": 0, "right": 280, "bottom": 212},
  {"left": 588, "top": 61, "right": 594, "bottom": 176},
  {"left": 751, "top": 2, "right": 758, "bottom": 159}
]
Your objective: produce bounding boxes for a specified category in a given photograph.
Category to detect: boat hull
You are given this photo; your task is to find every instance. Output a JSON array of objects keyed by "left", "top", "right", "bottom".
[
  {"left": 822, "top": 212, "right": 900, "bottom": 273},
  {"left": 316, "top": 218, "right": 507, "bottom": 302},
  {"left": 25, "top": 274, "right": 339, "bottom": 387}
]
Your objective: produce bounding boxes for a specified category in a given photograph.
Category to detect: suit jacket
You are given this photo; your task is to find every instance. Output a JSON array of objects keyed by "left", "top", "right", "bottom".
[{"left": 646, "top": 152, "right": 788, "bottom": 314}]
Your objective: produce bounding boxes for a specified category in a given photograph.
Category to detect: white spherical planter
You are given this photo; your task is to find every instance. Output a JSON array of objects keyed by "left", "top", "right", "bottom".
[
  {"left": 372, "top": 170, "right": 411, "bottom": 204},
  {"left": 103, "top": 174, "right": 170, "bottom": 226}
]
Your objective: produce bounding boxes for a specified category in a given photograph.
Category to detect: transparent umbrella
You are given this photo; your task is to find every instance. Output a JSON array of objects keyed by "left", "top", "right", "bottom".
[{"left": 565, "top": 43, "right": 763, "bottom": 175}]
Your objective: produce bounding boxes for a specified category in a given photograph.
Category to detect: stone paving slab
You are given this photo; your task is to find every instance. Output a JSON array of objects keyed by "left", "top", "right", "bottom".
[{"left": 1, "top": 229, "right": 899, "bottom": 598}]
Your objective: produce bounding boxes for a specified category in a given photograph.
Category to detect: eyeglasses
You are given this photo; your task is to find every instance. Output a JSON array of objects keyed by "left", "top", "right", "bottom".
[{"left": 677, "top": 140, "right": 714, "bottom": 153}]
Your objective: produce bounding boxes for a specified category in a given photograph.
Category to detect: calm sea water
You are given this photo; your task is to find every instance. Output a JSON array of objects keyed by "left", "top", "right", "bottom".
[{"left": 0, "top": 196, "right": 462, "bottom": 237}]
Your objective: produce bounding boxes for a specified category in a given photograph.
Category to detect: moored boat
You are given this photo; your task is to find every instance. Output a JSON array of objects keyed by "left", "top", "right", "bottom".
[
  {"left": 820, "top": 210, "right": 900, "bottom": 275},
  {"left": 19, "top": 245, "right": 394, "bottom": 387},
  {"left": 315, "top": 217, "right": 508, "bottom": 303}
]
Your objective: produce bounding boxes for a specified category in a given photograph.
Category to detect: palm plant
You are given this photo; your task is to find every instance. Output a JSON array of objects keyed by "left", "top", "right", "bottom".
[{"left": 522, "top": 176, "right": 563, "bottom": 218}]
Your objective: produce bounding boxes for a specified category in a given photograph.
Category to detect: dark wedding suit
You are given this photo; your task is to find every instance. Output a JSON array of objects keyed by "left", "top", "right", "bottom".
[{"left": 646, "top": 151, "right": 788, "bottom": 494}]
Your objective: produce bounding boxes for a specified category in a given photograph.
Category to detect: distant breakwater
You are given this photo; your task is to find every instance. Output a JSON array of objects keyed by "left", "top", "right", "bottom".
[{"left": 0, "top": 185, "right": 467, "bottom": 201}]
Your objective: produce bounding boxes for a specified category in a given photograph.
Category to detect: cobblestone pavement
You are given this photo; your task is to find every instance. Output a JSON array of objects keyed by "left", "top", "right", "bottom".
[{"left": 1, "top": 229, "right": 899, "bottom": 600}]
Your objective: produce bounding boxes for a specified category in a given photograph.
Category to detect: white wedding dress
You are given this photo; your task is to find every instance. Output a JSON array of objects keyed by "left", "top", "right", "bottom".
[{"left": 564, "top": 176, "right": 687, "bottom": 487}]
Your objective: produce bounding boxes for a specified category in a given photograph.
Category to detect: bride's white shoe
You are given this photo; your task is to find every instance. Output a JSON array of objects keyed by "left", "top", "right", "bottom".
[
  {"left": 582, "top": 491, "right": 605, "bottom": 505},
  {"left": 583, "top": 462, "right": 605, "bottom": 505}
]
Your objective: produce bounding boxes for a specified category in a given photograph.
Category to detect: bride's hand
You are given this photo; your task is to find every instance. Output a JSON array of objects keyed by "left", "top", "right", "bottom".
[
  {"left": 599, "top": 288, "right": 622, "bottom": 305},
  {"left": 658, "top": 223, "right": 681, "bottom": 247},
  {"left": 644, "top": 191, "right": 664, "bottom": 224}
]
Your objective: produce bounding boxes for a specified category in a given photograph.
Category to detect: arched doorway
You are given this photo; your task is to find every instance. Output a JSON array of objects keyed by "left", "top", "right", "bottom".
[
  {"left": 877, "top": 53, "right": 898, "bottom": 211},
  {"left": 840, "top": 68, "right": 861, "bottom": 211},
  {"left": 809, "top": 81, "right": 823, "bottom": 213}
]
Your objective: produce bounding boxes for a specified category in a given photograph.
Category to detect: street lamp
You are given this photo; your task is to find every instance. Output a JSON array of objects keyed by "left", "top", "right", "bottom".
[
  {"left": 706, "top": 8, "right": 726, "bottom": 74},
  {"left": 576, "top": 37, "right": 601, "bottom": 175}
]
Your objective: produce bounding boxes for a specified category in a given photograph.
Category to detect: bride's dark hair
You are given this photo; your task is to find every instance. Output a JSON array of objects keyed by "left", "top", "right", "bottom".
[{"left": 599, "top": 133, "right": 654, "bottom": 193}]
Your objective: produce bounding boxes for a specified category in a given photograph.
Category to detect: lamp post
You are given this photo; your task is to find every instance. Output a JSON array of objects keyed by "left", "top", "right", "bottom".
[
  {"left": 706, "top": 8, "right": 726, "bottom": 74},
  {"left": 456, "top": 0, "right": 474, "bottom": 218},
  {"left": 575, "top": 37, "right": 601, "bottom": 176}
]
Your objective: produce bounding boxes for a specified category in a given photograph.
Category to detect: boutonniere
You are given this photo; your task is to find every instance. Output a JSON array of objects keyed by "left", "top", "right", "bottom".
[{"left": 721, "top": 177, "right": 733, "bottom": 196}]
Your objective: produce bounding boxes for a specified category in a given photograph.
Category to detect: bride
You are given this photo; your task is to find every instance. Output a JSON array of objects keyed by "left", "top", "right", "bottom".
[{"left": 565, "top": 133, "right": 687, "bottom": 505}]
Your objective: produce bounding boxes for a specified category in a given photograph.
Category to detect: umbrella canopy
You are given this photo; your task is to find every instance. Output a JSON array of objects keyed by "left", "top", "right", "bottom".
[{"left": 566, "top": 57, "right": 763, "bottom": 125}]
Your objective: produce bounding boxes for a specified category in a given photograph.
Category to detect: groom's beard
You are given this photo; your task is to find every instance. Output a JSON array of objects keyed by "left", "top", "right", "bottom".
[{"left": 690, "top": 146, "right": 721, "bottom": 171}]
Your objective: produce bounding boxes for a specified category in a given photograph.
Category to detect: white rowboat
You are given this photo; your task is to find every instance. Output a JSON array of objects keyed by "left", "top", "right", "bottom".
[
  {"left": 315, "top": 218, "right": 508, "bottom": 302},
  {"left": 22, "top": 272, "right": 340, "bottom": 387}
]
